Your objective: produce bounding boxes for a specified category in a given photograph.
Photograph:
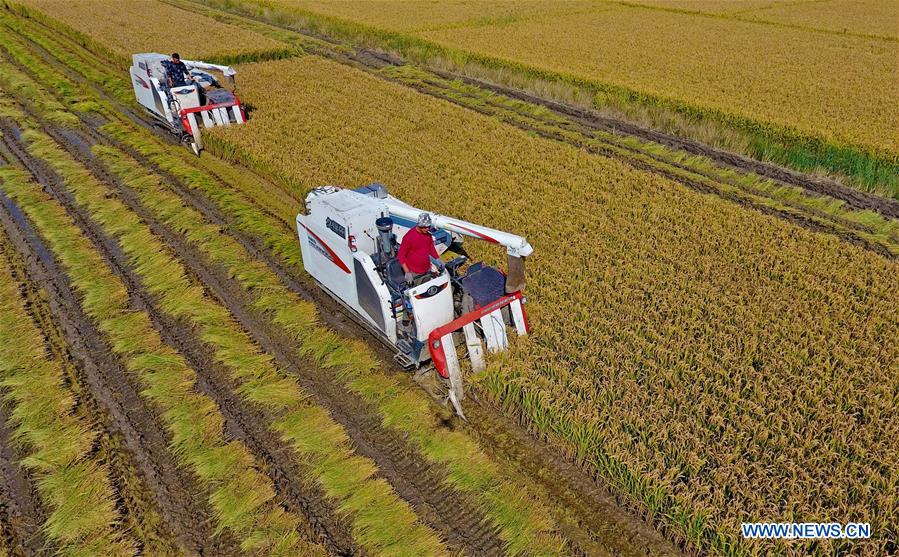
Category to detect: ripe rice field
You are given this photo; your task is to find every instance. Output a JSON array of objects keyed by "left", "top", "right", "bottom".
[
  {"left": 0, "top": 2, "right": 897, "bottom": 557},
  {"left": 195, "top": 0, "right": 899, "bottom": 200},
  {"left": 259, "top": 0, "right": 898, "bottom": 158},
  {"left": 206, "top": 55, "right": 899, "bottom": 557},
  {"left": 14, "top": 0, "right": 290, "bottom": 61}
]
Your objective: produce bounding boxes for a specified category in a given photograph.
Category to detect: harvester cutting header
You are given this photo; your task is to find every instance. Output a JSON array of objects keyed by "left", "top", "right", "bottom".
[
  {"left": 297, "top": 184, "right": 533, "bottom": 417},
  {"left": 129, "top": 53, "right": 246, "bottom": 155}
]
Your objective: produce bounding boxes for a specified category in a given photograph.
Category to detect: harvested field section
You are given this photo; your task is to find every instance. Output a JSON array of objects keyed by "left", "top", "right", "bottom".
[
  {"left": 209, "top": 55, "right": 899, "bottom": 556},
  {"left": 12, "top": 0, "right": 288, "bottom": 61},
  {"left": 23, "top": 126, "right": 451, "bottom": 556},
  {"left": 1, "top": 105, "right": 227, "bottom": 557},
  {"left": 0, "top": 228, "right": 133, "bottom": 556},
  {"left": 418, "top": 6, "right": 898, "bottom": 156},
  {"left": 0, "top": 155, "right": 322, "bottom": 555}
]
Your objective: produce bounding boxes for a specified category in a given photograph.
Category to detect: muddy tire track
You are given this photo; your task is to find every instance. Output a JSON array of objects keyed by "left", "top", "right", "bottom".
[
  {"left": 0, "top": 129, "right": 243, "bottom": 556},
  {"left": 0, "top": 403, "right": 48, "bottom": 557},
  {"left": 1, "top": 117, "right": 360, "bottom": 555}
]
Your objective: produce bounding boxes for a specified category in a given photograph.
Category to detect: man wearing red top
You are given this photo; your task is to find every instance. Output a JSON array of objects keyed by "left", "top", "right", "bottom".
[{"left": 398, "top": 213, "right": 441, "bottom": 286}]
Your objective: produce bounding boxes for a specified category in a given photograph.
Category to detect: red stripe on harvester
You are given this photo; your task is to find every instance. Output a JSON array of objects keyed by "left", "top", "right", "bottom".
[
  {"left": 453, "top": 223, "right": 499, "bottom": 244},
  {"left": 300, "top": 223, "right": 351, "bottom": 274}
]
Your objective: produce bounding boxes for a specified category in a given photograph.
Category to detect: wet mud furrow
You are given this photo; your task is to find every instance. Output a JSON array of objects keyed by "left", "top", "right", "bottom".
[
  {"left": 0, "top": 121, "right": 355, "bottom": 555},
  {"left": 0, "top": 134, "right": 238, "bottom": 556},
  {"left": 47, "top": 120, "right": 508, "bottom": 555},
  {"left": 0, "top": 403, "right": 48, "bottom": 557}
]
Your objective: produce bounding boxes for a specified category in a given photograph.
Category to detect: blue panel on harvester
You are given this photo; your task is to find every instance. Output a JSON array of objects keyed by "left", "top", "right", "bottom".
[
  {"left": 354, "top": 183, "right": 389, "bottom": 198},
  {"left": 461, "top": 263, "right": 506, "bottom": 308}
]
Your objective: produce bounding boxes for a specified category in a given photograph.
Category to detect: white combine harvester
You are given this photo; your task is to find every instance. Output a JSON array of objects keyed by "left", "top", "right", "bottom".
[
  {"left": 297, "top": 184, "right": 533, "bottom": 418},
  {"left": 129, "top": 53, "right": 246, "bottom": 155}
]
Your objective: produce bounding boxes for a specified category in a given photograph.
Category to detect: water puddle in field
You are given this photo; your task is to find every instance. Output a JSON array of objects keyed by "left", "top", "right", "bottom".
[
  {"left": 0, "top": 190, "right": 55, "bottom": 269},
  {"left": 80, "top": 112, "right": 108, "bottom": 129},
  {"left": 5, "top": 123, "right": 22, "bottom": 141},
  {"left": 56, "top": 128, "right": 94, "bottom": 159}
]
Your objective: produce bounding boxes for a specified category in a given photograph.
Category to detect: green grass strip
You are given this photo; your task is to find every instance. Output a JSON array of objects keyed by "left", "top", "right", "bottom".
[
  {"left": 100, "top": 121, "right": 568, "bottom": 556},
  {"left": 17, "top": 124, "right": 447, "bottom": 556},
  {"left": 0, "top": 165, "right": 321, "bottom": 556},
  {"left": 0, "top": 226, "right": 134, "bottom": 556},
  {"left": 385, "top": 65, "right": 899, "bottom": 253}
]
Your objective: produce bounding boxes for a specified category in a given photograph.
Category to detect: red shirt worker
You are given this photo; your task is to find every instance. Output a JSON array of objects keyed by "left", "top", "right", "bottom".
[{"left": 398, "top": 213, "right": 440, "bottom": 286}]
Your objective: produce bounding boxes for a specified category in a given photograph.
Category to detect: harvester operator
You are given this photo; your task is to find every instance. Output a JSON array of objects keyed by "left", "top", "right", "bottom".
[
  {"left": 163, "top": 53, "right": 192, "bottom": 87},
  {"left": 398, "top": 213, "right": 443, "bottom": 287}
]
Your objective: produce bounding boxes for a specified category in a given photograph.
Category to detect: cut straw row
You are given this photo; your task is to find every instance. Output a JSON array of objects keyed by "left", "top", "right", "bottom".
[
  {"left": 19, "top": 125, "right": 448, "bottom": 556},
  {"left": 0, "top": 215, "right": 134, "bottom": 557},
  {"left": 0, "top": 162, "right": 322, "bottom": 555}
]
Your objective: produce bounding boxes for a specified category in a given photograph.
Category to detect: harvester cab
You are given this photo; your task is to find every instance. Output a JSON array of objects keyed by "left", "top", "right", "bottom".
[
  {"left": 296, "top": 184, "right": 533, "bottom": 418},
  {"left": 129, "top": 53, "right": 246, "bottom": 155}
]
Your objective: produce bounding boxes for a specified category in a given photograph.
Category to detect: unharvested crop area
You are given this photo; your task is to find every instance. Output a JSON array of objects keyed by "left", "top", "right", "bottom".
[
  {"left": 417, "top": 7, "right": 898, "bottom": 156},
  {"left": 16, "top": 0, "right": 289, "bottom": 60},
  {"left": 213, "top": 0, "right": 899, "bottom": 199},
  {"left": 265, "top": 0, "right": 898, "bottom": 157},
  {"left": 208, "top": 55, "right": 899, "bottom": 556},
  {"left": 0, "top": 2, "right": 897, "bottom": 557}
]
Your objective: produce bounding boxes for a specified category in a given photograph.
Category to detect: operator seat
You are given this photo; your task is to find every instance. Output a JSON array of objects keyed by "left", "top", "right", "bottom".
[{"left": 384, "top": 257, "right": 407, "bottom": 295}]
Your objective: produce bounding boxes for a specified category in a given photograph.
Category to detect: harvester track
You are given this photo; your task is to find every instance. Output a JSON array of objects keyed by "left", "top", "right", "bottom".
[
  {"left": 0, "top": 121, "right": 240, "bottom": 556},
  {"left": 0, "top": 118, "right": 360, "bottom": 554}
]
